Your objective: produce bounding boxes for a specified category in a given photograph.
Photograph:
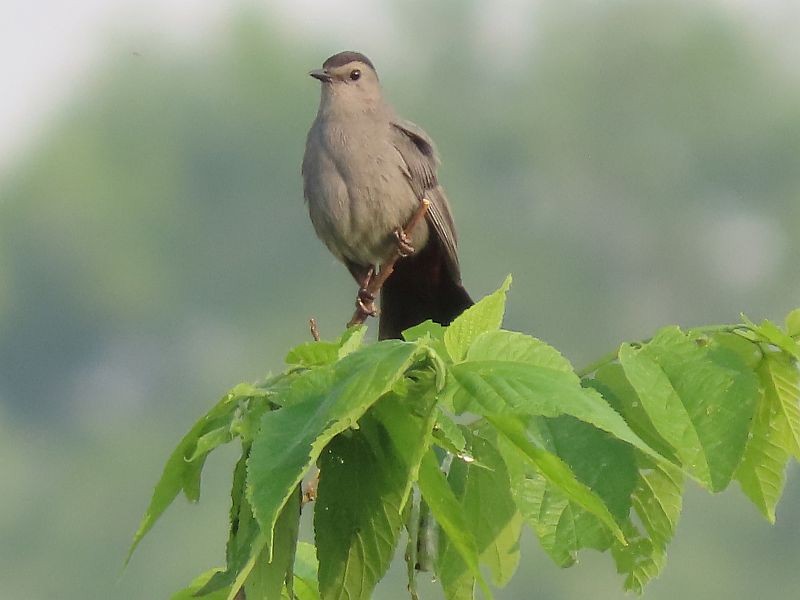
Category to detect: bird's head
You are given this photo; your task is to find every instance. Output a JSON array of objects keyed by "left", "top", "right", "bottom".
[{"left": 309, "top": 51, "right": 383, "bottom": 113}]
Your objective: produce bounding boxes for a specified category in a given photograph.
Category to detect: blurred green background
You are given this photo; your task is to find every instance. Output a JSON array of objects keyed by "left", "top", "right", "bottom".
[{"left": 2, "top": 1, "right": 799, "bottom": 598}]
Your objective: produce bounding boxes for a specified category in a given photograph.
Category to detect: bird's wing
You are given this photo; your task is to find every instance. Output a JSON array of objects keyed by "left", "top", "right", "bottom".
[{"left": 390, "top": 118, "right": 461, "bottom": 277}]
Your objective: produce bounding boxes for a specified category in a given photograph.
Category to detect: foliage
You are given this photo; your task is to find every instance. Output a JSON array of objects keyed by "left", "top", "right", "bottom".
[{"left": 129, "top": 278, "right": 800, "bottom": 599}]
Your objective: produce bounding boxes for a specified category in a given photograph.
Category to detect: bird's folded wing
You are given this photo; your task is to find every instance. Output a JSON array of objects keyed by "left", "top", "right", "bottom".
[{"left": 390, "top": 118, "right": 461, "bottom": 277}]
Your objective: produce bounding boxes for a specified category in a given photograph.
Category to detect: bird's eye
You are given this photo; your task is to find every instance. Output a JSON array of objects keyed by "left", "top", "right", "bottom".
[{"left": 350, "top": 69, "right": 361, "bottom": 81}]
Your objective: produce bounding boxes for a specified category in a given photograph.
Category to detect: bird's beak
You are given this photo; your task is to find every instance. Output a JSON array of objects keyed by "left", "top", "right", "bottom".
[{"left": 309, "top": 69, "right": 333, "bottom": 83}]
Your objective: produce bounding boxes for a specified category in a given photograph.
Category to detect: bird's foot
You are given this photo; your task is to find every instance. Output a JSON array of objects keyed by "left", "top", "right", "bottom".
[
  {"left": 356, "top": 287, "right": 377, "bottom": 317},
  {"left": 394, "top": 228, "right": 415, "bottom": 257}
]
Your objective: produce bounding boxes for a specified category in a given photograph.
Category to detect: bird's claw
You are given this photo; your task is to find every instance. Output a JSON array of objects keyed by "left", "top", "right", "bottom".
[
  {"left": 394, "top": 228, "right": 415, "bottom": 257},
  {"left": 356, "top": 287, "right": 377, "bottom": 317}
]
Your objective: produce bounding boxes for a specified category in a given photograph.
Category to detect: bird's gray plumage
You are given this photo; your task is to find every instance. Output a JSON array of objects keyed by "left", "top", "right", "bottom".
[{"left": 302, "top": 51, "right": 471, "bottom": 338}]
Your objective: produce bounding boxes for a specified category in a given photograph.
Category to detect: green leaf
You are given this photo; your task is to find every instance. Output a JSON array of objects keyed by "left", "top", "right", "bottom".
[
  {"left": 170, "top": 568, "right": 230, "bottom": 600},
  {"left": 247, "top": 340, "right": 425, "bottom": 558},
  {"left": 588, "top": 364, "right": 677, "bottom": 463},
  {"left": 286, "top": 341, "right": 340, "bottom": 367},
  {"left": 449, "top": 361, "right": 658, "bottom": 459},
  {"left": 432, "top": 409, "right": 468, "bottom": 455},
  {"left": 489, "top": 415, "right": 626, "bottom": 545},
  {"left": 294, "top": 541, "right": 319, "bottom": 583},
  {"left": 467, "top": 330, "right": 573, "bottom": 372},
  {"left": 186, "top": 424, "right": 233, "bottom": 463},
  {"left": 418, "top": 450, "right": 492, "bottom": 599},
  {"left": 290, "top": 543, "right": 321, "bottom": 600},
  {"left": 762, "top": 352, "right": 800, "bottom": 460},
  {"left": 337, "top": 325, "right": 367, "bottom": 358},
  {"left": 315, "top": 386, "right": 437, "bottom": 600},
  {"left": 197, "top": 446, "right": 260, "bottom": 596},
  {"left": 618, "top": 344, "right": 713, "bottom": 486},
  {"left": 128, "top": 391, "right": 240, "bottom": 561},
  {"left": 531, "top": 416, "right": 637, "bottom": 522},
  {"left": 736, "top": 351, "right": 799, "bottom": 520},
  {"left": 745, "top": 316, "right": 800, "bottom": 360},
  {"left": 438, "top": 430, "right": 524, "bottom": 596},
  {"left": 611, "top": 524, "right": 664, "bottom": 595},
  {"left": 708, "top": 331, "right": 763, "bottom": 371},
  {"left": 315, "top": 427, "right": 405, "bottom": 600},
  {"left": 611, "top": 455, "right": 683, "bottom": 593},
  {"left": 403, "top": 319, "right": 445, "bottom": 343},
  {"left": 285, "top": 326, "right": 367, "bottom": 367},
  {"left": 787, "top": 309, "right": 800, "bottom": 338},
  {"left": 444, "top": 275, "right": 512, "bottom": 362},
  {"left": 503, "top": 453, "right": 594, "bottom": 567},
  {"left": 245, "top": 488, "right": 300, "bottom": 600},
  {"left": 497, "top": 415, "right": 636, "bottom": 567},
  {"left": 621, "top": 327, "right": 760, "bottom": 491},
  {"left": 372, "top": 380, "right": 440, "bottom": 507}
]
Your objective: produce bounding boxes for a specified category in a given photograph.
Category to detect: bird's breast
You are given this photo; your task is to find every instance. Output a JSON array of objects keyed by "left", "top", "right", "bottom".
[{"left": 304, "top": 119, "right": 425, "bottom": 267}]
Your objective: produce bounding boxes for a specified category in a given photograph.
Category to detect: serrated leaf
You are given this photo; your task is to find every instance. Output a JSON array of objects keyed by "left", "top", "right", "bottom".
[
  {"left": 438, "top": 430, "right": 523, "bottom": 596},
  {"left": 748, "top": 318, "right": 800, "bottom": 360},
  {"left": 337, "top": 325, "right": 367, "bottom": 358},
  {"left": 186, "top": 424, "right": 233, "bottom": 463},
  {"left": 372, "top": 382, "right": 439, "bottom": 508},
  {"left": 611, "top": 456, "right": 683, "bottom": 593},
  {"left": 531, "top": 416, "right": 637, "bottom": 522},
  {"left": 245, "top": 488, "right": 300, "bottom": 600},
  {"left": 736, "top": 351, "right": 799, "bottom": 520},
  {"left": 618, "top": 344, "right": 713, "bottom": 487},
  {"left": 418, "top": 450, "right": 493, "bottom": 599},
  {"left": 314, "top": 427, "right": 404, "bottom": 600},
  {"left": 611, "top": 524, "right": 664, "bottom": 595},
  {"left": 315, "top": 388, "right": 437, "bottom": 600},
  {"left": 444, "top": 275, "right": 512, "bottom": 362},
  {"left": 498, "top": 415, "right": 636, "bottom": 568},
  {"left": 763, "top": 352, "right": 800, "bottom": 460},
  {"left": 432, "top": 409, "right": 468, "bottom": 455},
  {"left": 708, "top": 331, "right": 763, "bottom": 370},
  {"left": 489, "top": 415, "right": 626, "bottom": 545},
  {"left": 291, "top": 578, "right": 321, "bottom": 600},
  {"left": 247, "top": 341, "right": 425, "bottom": 558},
  {"left": 787, "top": 309, "right": 800, "bottom": 338},
  {"left": 467, "top": 330, "right": 574, "bottom": 373},
  {"left": 403, "top": 319, "right": 445, "bottom": 342},
  {"left": 294, "top": 542, "right": 319, "bottom": 585},
  {"left": 285, "top": 341, "right": 340, "bottom": 367},
  {"left": 290, "top": 542, "right": 321, "bottom": 600},
  {"left": 285, "top": 327, "right": 367, "bottom": 367},
  {"left": 170, "top": 568, "right": 230, "bottom": 600},
  {"left": 449, "top": 360, "right": 658, "bottom": 460},
  {"left": 498, "top": 438, "right": 576, "bottom": 567},
  {"left": 623, "top": 327, "right": 760, "bottom": 491},
  {"left": 198, "top": 447, "right": 261, "bottom": 596},
  {"left": 128, "top": 391, "right": 240, "bottom": 561},
  {"left": 588, "top": 364, "right": 678, "bottom": 463}
]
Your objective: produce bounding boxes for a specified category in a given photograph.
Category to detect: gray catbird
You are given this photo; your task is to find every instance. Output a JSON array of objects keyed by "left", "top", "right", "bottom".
[{"left": 302, "top": 51, "right": 472, "bottom": 339}]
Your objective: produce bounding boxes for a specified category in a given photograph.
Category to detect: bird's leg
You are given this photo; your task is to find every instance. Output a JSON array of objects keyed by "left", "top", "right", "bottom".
[
  {"left": 394, "top": 228, "right": 415, "bottom": 257},
  {"left": 356, "top": 266, "right": 377, "bottom": 316},
  {"left": 347, "top": 199, "right": 430, "bottom": 329}
]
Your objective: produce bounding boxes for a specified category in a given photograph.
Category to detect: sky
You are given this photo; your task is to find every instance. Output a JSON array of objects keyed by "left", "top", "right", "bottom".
[{"left": 2, "top": 0, "right": 799, "bottom": 175}]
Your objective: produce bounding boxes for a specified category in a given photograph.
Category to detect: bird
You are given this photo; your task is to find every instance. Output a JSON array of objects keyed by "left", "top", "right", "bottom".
[{"left": 302, "top": 51, "right": 472, "bottom": 340}]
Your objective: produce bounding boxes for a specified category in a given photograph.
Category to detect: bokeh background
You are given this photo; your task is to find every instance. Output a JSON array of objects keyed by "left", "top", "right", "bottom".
[{"left": 2, "top": 0, "right": 799, "bottom": 598}]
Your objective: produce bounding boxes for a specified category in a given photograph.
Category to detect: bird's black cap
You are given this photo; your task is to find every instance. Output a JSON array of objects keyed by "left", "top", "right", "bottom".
[{"left": 322, "top": 51, "right": 376, "bottom": 73}]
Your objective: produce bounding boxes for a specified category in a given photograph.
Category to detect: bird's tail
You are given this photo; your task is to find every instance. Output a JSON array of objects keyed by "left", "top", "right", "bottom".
[{"left": 378, "top": 237, "right": 473, "bottom": 340}]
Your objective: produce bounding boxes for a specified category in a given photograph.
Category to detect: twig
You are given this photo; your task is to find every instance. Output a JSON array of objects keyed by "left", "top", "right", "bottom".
[
  {"left": 302, "top": 468, "right": 319, "bottom": 505},
  {"left": 309, "top": 317, "right": 320, "bottom": 341},
  {"left": 347, "top": 198, "right": 430, "bottom": 328}
]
